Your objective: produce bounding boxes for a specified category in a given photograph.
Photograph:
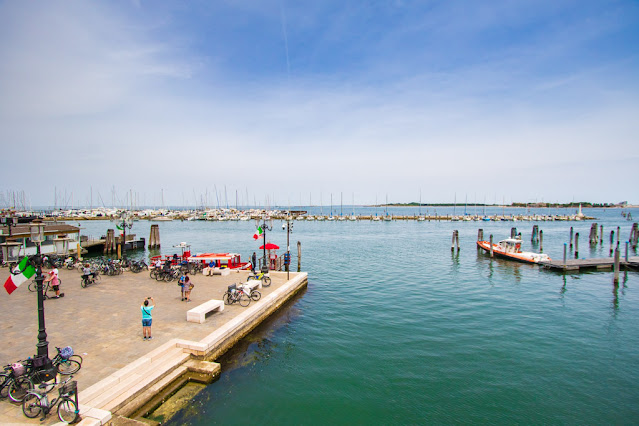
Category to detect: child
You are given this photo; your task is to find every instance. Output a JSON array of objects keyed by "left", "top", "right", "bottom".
[{"left": 184, "top": 276, "right": 194, "bottom": 302}]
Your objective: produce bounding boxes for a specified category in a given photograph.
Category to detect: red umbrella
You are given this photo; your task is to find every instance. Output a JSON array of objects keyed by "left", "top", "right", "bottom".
[{"left": 259, "top": 243, "right": 280, "bottom": 250}]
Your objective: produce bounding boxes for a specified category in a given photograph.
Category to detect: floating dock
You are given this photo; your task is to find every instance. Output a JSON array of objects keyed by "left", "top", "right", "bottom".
[{"left": 540, "top": 257, "right": 639, "bottom": 271}]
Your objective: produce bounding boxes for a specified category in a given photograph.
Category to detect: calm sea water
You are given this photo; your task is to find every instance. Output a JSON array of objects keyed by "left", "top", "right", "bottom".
[{"left": 75, "top": 207, "right": 639, "bottom": 424}]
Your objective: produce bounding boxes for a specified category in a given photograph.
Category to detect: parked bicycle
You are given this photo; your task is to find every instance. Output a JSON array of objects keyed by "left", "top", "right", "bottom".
[
  {"left": 222, "top": 283, "right": 260, "bottom": 307},
  {"left": 0, "top": 360, "right": 32, "bottom": 402},
  {"left": 52, "top": 346, "right": 82, "bottom": 375},
  {"left": 130, "top": 259, "right": 149, "bottom": 273},
  {"left": 22, "top": 375, "right": 79, "bottom": 423},
  {"left": 247, "top": 271, "right": 271, "bottom": 287},
  {"left": 156, "top": 268, "right": 180, "bottom": 282}
]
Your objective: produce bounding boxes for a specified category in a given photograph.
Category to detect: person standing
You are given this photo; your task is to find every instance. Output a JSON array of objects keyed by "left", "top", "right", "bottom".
[
  {"left": 251, "top": 252, "right": 257, "bottom": 272},
  {"left": 44, "top": 268, "right": 61, "bottom": 298},
  {"left": 184, "top": 275, "right": 194, "bottom": 302},
  {"left": 179, "top": 273, "right": 187, "bottom": 300},
  {"left": 141, "top": 297, "right": 155, "bottom": 340}
]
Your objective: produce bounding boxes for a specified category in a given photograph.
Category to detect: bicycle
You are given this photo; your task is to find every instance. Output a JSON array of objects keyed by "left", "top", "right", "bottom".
[
  {"left": 130, "top": 259, "right": 148, "bottom": 273},
  {"left": 51, "top": 346, "right": 82, "bottom": 375},
  {"left": 22, "top": 375, "right": 79, "bottom": 423},
  {"left": 156, "top": 268, "right": 179, "bottom": 282},
  {"left": 222, "top": 284, "right": 260, "bottom": 307},
  {"left": 81, "top": 271, "right": 101, "bottom": 288},
  {"left": 247, "top": 271, "right": 271, "bottom": 287},
  {"left": 1, "top": 361, "right": 33, "bottom": 402}
]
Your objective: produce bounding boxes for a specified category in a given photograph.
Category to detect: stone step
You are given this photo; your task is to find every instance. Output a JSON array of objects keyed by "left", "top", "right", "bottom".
[
  {"left": 79, "top": 341, "right": 183, "bottom": 403},
  {"left": 81, "top": 346, "right": 189, "bottom": 410}
]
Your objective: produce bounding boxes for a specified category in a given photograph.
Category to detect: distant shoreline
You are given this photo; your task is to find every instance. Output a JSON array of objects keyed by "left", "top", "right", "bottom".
[{"left": 378, "top": 204, "right": 639, "bottom": 209}]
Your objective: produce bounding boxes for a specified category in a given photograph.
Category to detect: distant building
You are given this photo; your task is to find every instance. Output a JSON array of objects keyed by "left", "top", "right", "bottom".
[{"left": 0, "top": 221, "right": 80, "bottom": 262}]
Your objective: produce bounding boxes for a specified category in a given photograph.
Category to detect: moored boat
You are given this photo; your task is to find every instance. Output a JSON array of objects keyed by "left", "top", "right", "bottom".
[{"left": 477, "top": 238, "right": 551, "bottom": 264}]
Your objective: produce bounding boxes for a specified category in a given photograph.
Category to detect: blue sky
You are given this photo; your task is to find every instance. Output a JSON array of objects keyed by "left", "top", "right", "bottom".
[{"left": 1, "top": 0, "right": 638, "bottom": 208}]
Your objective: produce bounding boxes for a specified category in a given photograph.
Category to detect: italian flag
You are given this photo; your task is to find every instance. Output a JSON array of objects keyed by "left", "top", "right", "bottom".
[
  {"left": 253, "top": 226, "right": 263, "bottom": 240},
  {"left": 3, "top": 257, "right": 36, "bottom": 295}
]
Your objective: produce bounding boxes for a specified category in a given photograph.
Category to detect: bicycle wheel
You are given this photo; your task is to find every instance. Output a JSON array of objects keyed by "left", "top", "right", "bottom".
[
  {"left": 8, "top": 376, "right": 32, "bottom": 402},
  {"left": 238, "top": 292, "right": 251, "bottom": 307},
  {"left": 81, "top": 278, "right": 88, "bottom": 288},
  {"left": 165, "top": 273, "right": 175, "bottom": 283},
  {"left": 28, "top": 281, "right": 38, "bottom": 292},
  {"left": 58, "top": 397, "right": 79, "bottom": 423},
  {"left": 250, "top": 290, "right": 261, "bottom": 301},
  {"left": 57, "top": 359, "right": 81, "bottom": 375},
  {"left": 262, "top": 276, "right": 271, "bottom": 287},
  {"left": 149, "top": 270, "right": 157, "bottom": 279},
  {"left": 155, "top": 272, "right": 164, "bottom": 282},
  {"left": 222, "top": 292, "right": 232, "bottom": 305},
  {"left": 0, "top": 373, "right": 9, "bottom": 398},
  {"left": 22, "top": 392, "right": 41, "bottom": 418},
  {"left": 69, "top": 354, "right": 83, "bottom": 365}
]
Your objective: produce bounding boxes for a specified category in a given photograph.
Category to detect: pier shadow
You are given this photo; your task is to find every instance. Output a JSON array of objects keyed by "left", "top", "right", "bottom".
[{"left": 208, "top": 286, "right": 307, "bottom": 371}]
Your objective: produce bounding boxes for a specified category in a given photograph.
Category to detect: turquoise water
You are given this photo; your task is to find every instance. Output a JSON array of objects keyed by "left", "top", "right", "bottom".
[{"left": 75, "top": 208, "right": 639, "bottom": 424}]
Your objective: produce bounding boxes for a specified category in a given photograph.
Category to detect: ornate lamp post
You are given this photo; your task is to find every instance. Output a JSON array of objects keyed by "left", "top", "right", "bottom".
[
  {"left": 282, "top": 216, "right": 293, "bottom": 279},
  {"left": 1, "top": 215, "right": 18, "bottom": 237},
  {"left": 30, "top": 221, "right": 48, "bottom": 358},
  {"left": 115, "top": 212, "right": 133, "bottom": 259},
  {"left": 258, "top": 217, "right": 273, "bottom": 273}
]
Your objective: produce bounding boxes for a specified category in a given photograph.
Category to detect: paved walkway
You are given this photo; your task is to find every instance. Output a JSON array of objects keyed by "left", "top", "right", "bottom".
[{"left": 0, "top": 266, "right": 291, "bottom": 424}]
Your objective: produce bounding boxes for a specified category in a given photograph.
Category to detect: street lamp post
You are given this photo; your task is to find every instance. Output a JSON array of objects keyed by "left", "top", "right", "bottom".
[
  {"left": 283, "top": 216, "right": 293, "bottom": 280},
  {"left": 258, "top": 217, "right": 273, "bottom": 273},
  {"left": 30, "top": 221, "right": 48, "bottom": 358},
  {"left": 116, "top": 213, "right": 133, "bottom": 259}
]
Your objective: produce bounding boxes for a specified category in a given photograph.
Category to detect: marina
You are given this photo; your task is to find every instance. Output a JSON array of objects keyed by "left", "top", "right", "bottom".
[{"left": 1, "top": 206, "right": 638, "bottom": 424}]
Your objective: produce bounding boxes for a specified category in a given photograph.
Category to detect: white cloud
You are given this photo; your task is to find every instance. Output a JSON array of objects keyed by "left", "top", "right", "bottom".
[{"left": 0, "top": 1, "right": 637, "bottom": 207}]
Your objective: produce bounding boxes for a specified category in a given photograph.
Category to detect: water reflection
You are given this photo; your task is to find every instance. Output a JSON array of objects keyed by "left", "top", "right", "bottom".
[{"left": 209, "top": 290, "right": 306, "bottom": 373}]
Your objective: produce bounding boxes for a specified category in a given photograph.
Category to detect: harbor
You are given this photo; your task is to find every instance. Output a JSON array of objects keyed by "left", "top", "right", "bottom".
[
  {"left": 0, "top": 266, "right": 307, "bottom": 424},
  {"left": 1, "top": 207, "right": 638, "bottom": 424}
]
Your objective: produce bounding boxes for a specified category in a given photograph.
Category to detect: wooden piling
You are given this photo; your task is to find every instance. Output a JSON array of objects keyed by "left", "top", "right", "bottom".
[
  {"left": 104, "top": 229, "right": 115, "bottom": 254},
  {"left": 511, "top": 227, "right": 517, "bottom": 238},
  {"left": 563, "top": 243, "right": 567, "bottom": 266},
  {"left": 625, "top": 241, "right": 629, "bottom": 262},
  {"left": 478, "top": 229, "right": 484, "bottom": 242},
  {"left": 297, "top": 241, "right": 302, "bottom": 272},
  {"left": 574, "top": 232, "right": 579, "bottom": 258},
  {"left": 531, "top": 225, "right": 538, "bottom": 242},
  {"left": 569, "top": 227, "right": 574, "bottom": 248},
  {"left": 489, "top": 235, "right": 493, "bottom": 257},
  {"left": 456, "top": 230, "right": 460, "bottom": 252},
  {"left": 613, "top": 246, "right": 620, "bottom": 284},
  {"left": 630, "top": 223, "right": 638, "bottom": 249},
  {"left": 451, "top": 230, "right": 459, "bottom": 251},
  {"left": 589, "top": 223, "right": 598, "bottom": 245},
  {"left": 600, "top": 225, "right": 603, "bottom": 244},
  {"left": 539, "top": 230, "right": 543, "bottom": 252},
  {"left": 148, "top": 224, "right": 161, "bottom": 249},
  {"left": 610, "top": 230, "right": 615, "bottom": 256},
  {"left": 617, "top": 226, "right": 620, "bottom": 245}
]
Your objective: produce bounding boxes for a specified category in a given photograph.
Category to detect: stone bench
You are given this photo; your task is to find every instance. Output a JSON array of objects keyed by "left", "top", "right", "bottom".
[
  {"left": 186, "top": 299, "right": 224, "bottom": 323},
  {"left": 244, "top": 280, "right": 262, "bottom": 291},
  {"left": 202, "top": 267, "right": 231, "bottom": 276}
]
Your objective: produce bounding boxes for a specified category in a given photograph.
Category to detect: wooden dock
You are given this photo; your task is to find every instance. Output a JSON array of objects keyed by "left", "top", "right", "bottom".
[{"left": 540, "top": 256, "right": 639, "bottom": 271}]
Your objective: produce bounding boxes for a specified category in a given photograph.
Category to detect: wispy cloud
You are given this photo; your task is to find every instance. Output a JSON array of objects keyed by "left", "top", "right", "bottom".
[{"left": 0, "top": 0, "right": 638, "bottom": 207}]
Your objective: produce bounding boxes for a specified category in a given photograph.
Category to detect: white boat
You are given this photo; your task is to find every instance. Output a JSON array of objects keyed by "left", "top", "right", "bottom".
[
  {"left": 151, "top": 216, "right": 173, "bottom": 222},
  {"left": 477, "top": 238, "right": 551, "bottom": 264}
]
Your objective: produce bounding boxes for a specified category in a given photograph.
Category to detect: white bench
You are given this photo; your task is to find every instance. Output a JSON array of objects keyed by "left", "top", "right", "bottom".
[
  {"left": 203, "top": 267, "right": 230, "bottom": 276},
  {"left": 244, "top": 280, "right": 262, "bottom": 291},
  {"left": 186, "top": 299, "right": 225, "bottom": 323}
]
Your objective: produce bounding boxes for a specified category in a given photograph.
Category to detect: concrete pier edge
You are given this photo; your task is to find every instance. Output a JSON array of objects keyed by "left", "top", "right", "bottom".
[{"left": 74, "top": 271, "right": 308, "bottom": 425}]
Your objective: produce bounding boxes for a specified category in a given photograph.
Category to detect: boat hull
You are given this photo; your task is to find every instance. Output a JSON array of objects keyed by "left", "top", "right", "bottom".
[{"left": 477, "top": 241, "right": 550, "bottom": 264}]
